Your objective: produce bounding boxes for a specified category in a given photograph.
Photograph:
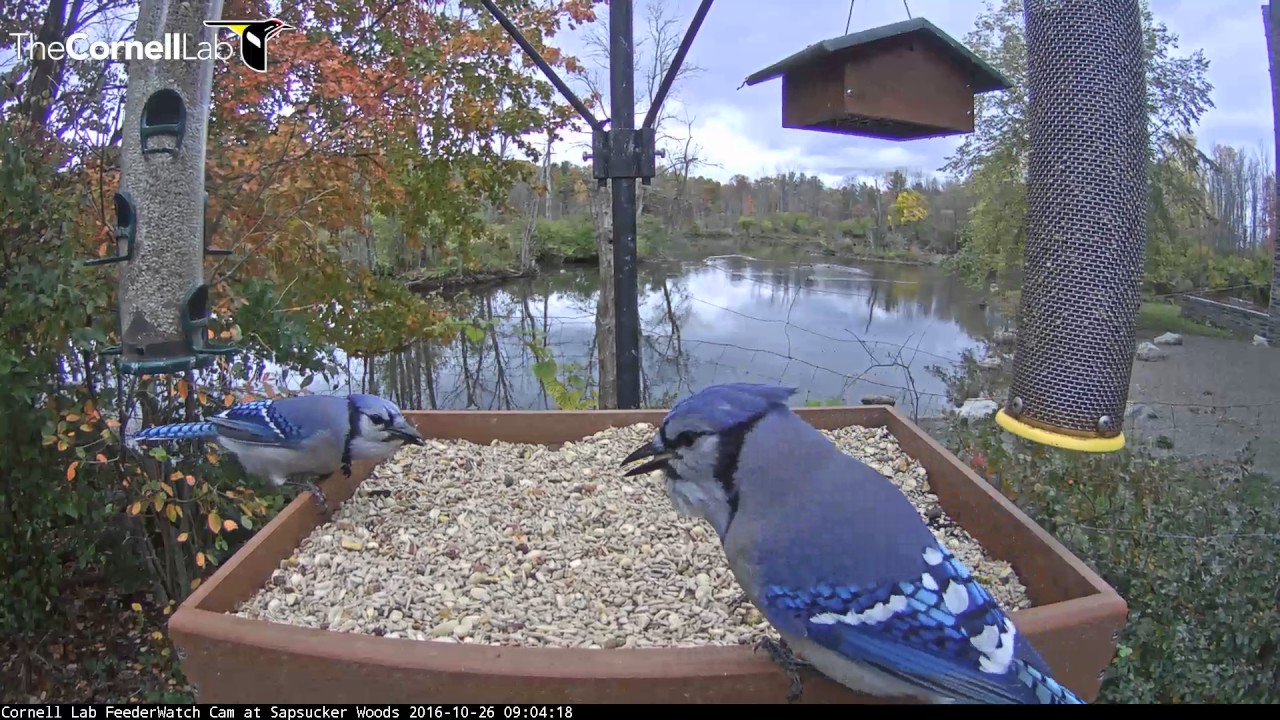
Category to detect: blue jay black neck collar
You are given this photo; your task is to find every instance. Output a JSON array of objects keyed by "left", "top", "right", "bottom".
[
  {"left": 713, "top": 412, "right": 768, "bottom": 530},
  {"left": 340, "top": 395, "right": 357, "bottom": 478}
]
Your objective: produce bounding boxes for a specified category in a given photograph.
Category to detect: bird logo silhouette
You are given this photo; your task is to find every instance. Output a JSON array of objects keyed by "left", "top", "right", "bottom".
[{"left": 204, "top": 17, "right": 294, "bottom": 73}]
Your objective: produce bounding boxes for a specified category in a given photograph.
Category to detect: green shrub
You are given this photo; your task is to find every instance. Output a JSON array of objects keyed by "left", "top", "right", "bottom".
[
  {"left": 0, "top": 121, "right": 110, "bottom": 636},
  {"left": 947, "top": 419, "right": 1280, "bottom": 703},
  {"left": 533, "top": 216, "right": 596, "bottom": 262}
]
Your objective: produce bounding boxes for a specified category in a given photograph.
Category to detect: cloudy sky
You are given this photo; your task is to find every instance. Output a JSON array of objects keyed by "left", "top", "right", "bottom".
[{"left": 538, "top": 0, "right": 1271, "bottom": 186}]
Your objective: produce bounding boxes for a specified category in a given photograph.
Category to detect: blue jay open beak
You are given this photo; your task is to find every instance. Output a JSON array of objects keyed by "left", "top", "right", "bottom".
[{"left": 621, "top": 440, "right": 674, "bottom": 477}]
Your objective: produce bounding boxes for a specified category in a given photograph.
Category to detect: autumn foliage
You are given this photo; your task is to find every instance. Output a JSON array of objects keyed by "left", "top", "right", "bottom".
[{"left": 1, "top": 0, "right": 599, "bottom": 687}]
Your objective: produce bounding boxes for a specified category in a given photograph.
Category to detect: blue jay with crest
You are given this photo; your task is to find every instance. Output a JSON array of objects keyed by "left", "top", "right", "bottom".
[
  {"left": 620, "top": 382, "right": 1084, "bottom": 705},
  {"left": 132, "top": 393, "right": 424, "bottom": 512}
]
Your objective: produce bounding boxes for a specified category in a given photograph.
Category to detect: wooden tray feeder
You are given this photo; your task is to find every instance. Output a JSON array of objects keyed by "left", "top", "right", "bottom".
[{"left": 742, "top": 17, "right": 1010, "bottom": 141}]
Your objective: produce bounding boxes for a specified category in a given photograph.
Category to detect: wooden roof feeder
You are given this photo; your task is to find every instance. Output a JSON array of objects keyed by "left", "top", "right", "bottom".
[{"left": 742, "top": 17, "right": 1010, "bottom": 141}]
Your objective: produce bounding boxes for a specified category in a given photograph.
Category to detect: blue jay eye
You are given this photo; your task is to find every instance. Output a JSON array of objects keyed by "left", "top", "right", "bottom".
[
  {"left": 370, "top": 415, "right": 387, "bottom": 426},
  {"left": 674, "top": 431, "right": 699, "bottom": 447}
]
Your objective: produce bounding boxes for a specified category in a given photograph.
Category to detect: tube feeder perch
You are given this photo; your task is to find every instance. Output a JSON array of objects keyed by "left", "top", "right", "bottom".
[
  {"left": 92, "top": 0, "right": 236, "bottom": 375},
  {"left": 741, "top": 17, "right": 1009, "bottom": 141}
]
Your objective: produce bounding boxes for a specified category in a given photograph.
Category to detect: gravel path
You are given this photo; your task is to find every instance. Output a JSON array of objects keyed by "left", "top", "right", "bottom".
[{"left": 232, "top": 423, "right": 1030, "bottom": 648}]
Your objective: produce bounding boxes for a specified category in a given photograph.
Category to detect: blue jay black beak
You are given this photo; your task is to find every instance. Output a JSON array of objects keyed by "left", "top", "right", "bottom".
[
  {"left": 621, "top": 440, "right": 674, "bottom": 477},
  {"left": 391, "top": 421, "right": 425, "bottom": 446}
]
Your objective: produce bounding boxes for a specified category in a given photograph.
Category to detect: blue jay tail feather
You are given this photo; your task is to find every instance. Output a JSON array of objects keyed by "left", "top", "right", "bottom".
[{"left": 131, "top": 421, "right": 219, "bottom": 443}]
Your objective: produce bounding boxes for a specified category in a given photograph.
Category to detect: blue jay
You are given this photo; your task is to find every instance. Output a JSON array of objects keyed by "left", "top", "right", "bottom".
[
  {"left": 131, "top": 393, "right": 424, "bottom": 512},
  {"left": 620, "top": 382, "right": 1084, "bottom": 705}
]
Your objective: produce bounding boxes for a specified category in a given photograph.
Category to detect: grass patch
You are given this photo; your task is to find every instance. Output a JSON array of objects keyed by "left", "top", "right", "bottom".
[{"left": 1137, "top": 301, "right": 1234, "bottom": 338}]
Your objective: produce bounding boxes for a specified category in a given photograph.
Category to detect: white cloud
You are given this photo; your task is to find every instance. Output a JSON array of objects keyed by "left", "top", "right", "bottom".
[
  {"left": 531, "top": 97, "right": 947, "bottom": 187},
  {"left": 515, "top": 0, "right": 1271, "bottom": 185}
]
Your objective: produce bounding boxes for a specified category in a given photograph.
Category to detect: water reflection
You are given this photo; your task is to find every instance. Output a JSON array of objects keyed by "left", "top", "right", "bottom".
[{"left": 320, "top": 255, "right": 1005, "bottom": 417}]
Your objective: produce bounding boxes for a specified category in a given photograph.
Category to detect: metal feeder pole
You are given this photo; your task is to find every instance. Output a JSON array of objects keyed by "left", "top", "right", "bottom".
[
  {"left": 1265, "top": 3, "right": 1280, "bottom": 340},
  {"left": 479, "top": 0, "right": 714, "bottom": 409}
]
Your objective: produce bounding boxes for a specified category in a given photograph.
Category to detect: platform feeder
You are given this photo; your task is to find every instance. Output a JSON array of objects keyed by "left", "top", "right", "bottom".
[{"left": 741, "top": 17, "right": 1009, "bottom": 141}]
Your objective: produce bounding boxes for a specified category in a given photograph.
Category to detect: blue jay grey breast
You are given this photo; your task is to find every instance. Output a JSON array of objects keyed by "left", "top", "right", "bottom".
[{"left": 721, "top": 410, "right": 1082, "bottom": 704}]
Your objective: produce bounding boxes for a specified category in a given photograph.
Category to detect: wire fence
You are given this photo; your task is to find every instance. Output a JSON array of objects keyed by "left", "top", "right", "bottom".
[{"left": 276, "top": 256, "right": 1279, "bottom": 479}]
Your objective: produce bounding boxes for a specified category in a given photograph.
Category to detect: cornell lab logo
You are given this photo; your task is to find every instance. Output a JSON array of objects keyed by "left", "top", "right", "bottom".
[{"left": 204, "top": 17, "right": 294, "bottom": 73}]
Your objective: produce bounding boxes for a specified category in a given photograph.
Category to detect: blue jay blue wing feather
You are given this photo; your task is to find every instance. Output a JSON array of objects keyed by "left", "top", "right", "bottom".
[
  {"left": 132, "top": 422, "right": 218, "bottom": 442},
  {"left": 207, "top": 400, "right": 310, "bottom": 447},
  {"left": 761, "top": 540, "right": 1085, "bottom": 704}
]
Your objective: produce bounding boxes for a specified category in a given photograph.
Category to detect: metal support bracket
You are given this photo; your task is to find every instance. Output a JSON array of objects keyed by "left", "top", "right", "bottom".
[
  {"left": 590, "top": 127, "right": 658, "bottom": 183},
  {"left": 479, "top": 0, "right": 714, "bottom": 410}
]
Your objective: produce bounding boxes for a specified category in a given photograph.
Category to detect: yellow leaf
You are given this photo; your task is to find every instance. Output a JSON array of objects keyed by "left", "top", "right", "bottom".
[
  {"left": 66, "top": 461, "right": 78, "bottom": 481},
  {"left": 160, "top": 482, "right": 175, "bottom": 495},
  {"left": 223, "top": 519, "right": 238, "bottom": 532},
  {"left": 66, "top": 413, "right": 80, "bottom": 422},
  {"left": 165, "top": 504, "right": 178, "bottom": 523},
  {"left": 169, "top": 470, "right": 183, "bottom": 482},
  {"left": 208, "top": 512, "right": 222, "bottom": 534},
  {"left": 152, "top": 493, "right": 165, "bottom": 513},
  {"left": 177, "top": 532, "right": 189, "bottom": 543},
  {"left": 206, "top": 452, "right": 219, "bottom": 465},
  {"left": 131, "top": 602, "right": 142, "bottom": 612},
  {"left": 163, "top": 605, "right": 173, "bottom": 615},
  {"left": 196, "top": 552, "right": 206, "bottom": 569},
  {"left": 151, "top": 631, "right": 163, "bottom": 640},
  {"left": 128, "top": 501, "right": 142, "bottom": 516},
  {"left": 190, "top": 578, "right": 202, "bottom": 589}
]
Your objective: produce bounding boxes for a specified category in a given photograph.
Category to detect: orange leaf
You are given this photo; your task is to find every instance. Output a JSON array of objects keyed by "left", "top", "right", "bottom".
[
  {"left": 185, "top": 474, "right": 196, "bottom": 486},
  {"left": 128, "top": 501, "right": 142, "bottom": 516},
  {"left": 177, "top": 532, "right": 189, "bottom": 543},
  {"left": 95, "top": 453, "right": 107, "bottom": 463},
  {"left": 207, "top": 512, "right": 222, "bottom": 534},
  {"left": 223, "top": 519, "right": 238, "bottom": 532},
  {"left": 196, "top": 553, "right": 206, "bottom": 569},
  {"left": 169, "top": 470, "right": 184, "bottom": 481},
  {"left": 66, "top": 461, "right": 78, "bottom": 481},
  {"left": 177, "top": 378, "right": 189, "bottom": 399},
  {"left": 223, "top": 393, "right": 235, "bottom": 408},
  {"left": 191, "top": 578, "right": 202, "bottom": 589}
]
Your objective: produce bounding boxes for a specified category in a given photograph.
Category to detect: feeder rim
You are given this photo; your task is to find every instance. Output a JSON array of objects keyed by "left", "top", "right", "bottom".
[{"left": 741, "top": 16, "right": 1011, "bottom": 94}]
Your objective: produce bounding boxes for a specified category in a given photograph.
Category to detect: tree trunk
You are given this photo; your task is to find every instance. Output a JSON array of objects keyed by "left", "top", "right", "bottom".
[{"left": 589, "top": 184, "right": 617, "bottom": 408}]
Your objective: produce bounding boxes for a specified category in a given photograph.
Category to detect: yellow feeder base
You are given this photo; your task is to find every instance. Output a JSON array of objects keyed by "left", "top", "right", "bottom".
[{"left": 995, "top": 408, "right": 1126, "bottom": 453}]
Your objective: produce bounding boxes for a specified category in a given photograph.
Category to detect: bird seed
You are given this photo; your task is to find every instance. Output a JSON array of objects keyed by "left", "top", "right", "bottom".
[{"left": 231, "top": 423, "right": 1031, "bottom": 648}]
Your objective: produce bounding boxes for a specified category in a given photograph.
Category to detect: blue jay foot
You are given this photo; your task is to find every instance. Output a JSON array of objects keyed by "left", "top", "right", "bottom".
[
  {"left": 289, "top": 478, "right": 331, "bottom": 515},
  {"left": 754, "top": 635, "right": 808, "bottom": 702}
]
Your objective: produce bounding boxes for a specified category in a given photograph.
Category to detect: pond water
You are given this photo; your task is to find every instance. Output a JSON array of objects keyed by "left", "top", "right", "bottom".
[{"left": 317, "top": 254, "right": 1008, "bottom": 417}]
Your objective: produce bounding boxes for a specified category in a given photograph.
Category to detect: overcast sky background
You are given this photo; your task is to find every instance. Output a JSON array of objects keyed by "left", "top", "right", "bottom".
[{"left": 539, "top": 0, "right": 1271, "bottom": 186}]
